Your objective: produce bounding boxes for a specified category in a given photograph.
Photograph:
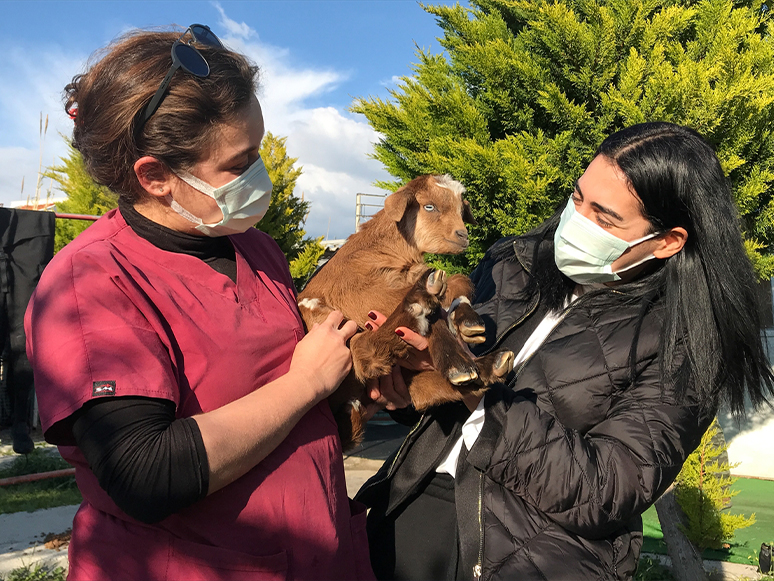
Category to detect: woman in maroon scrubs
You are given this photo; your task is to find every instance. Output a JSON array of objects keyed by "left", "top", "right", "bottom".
[{"left": 25, "top": 25, "right": 375, "bottom": 581}]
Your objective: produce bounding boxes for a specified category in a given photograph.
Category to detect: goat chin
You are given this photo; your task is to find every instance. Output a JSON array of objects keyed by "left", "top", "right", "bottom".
[{"left": 421, "top": 240, "right": 468, "bottom": 255}]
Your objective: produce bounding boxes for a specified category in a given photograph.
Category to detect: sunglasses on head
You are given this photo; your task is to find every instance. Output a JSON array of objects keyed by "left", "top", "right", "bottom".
[{"left": 135, "top": 24, "right": 223, "bottom": 136}]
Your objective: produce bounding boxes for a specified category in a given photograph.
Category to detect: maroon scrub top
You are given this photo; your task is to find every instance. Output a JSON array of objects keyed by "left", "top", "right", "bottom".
[{"left": 25, "top": 209, "right": 373, "bottom": 581}]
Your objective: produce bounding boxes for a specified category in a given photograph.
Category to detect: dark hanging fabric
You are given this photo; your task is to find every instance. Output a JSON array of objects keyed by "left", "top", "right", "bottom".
[{"left": 0, "top": 208, "right": 56, "bottom": 428}]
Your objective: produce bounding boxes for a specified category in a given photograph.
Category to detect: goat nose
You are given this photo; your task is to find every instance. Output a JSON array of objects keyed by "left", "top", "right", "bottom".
[{"left": 455, "top": 229, "right": 469, "bottom": 241}]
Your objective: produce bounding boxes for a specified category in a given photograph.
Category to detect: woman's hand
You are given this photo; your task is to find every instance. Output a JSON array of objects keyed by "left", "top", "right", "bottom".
[
  {"left": 365, "top": 311, "right": 434, "bottom": 371},
  {"left": 290, "top": 310, "right": 358, "bottom": 402},
  {"left": 364, "top": 364, "right": 412, "bottom": 420}
]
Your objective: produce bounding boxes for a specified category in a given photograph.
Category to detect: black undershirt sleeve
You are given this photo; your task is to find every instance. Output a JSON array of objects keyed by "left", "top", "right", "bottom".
[{"left": 72, "top": 396, "right": 210, "bottom": 524}]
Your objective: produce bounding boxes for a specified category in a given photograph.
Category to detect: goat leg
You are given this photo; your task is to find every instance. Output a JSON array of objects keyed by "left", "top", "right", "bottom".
[
  {"left": 474, "top": 350, "right": 515, "bottom": 385},
  {"left": 327, "top": 371, "right": 369, "bottom": 451},
  {"left": 349, "top": 268, "right": 445, "bottom": 381},
  {"left": 443, "top": 274, "right": 487, "bottom": 345},
  {"left": 425, "top": 317, "right": 481, "bottom": 386}
]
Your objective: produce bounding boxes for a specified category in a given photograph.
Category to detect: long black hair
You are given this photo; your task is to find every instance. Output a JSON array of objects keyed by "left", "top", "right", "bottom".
[{"left": 532, "top": 122, "right": 774, "bottom": 416}]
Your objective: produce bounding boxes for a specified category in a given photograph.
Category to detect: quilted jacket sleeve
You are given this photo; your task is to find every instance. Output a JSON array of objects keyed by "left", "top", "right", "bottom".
[{"left": 466, "top": 376, "right": 713, "bottom": 539}]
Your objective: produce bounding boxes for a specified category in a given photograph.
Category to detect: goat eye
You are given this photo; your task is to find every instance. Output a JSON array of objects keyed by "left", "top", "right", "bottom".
[{"left": 423, "top": 204, "right": 435, "bottom": 212}]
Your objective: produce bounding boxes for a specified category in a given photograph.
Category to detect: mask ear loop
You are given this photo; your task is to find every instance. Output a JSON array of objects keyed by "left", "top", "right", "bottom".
[
  {"left": 174, "top": 170, "right": 217, "bottom": 197},
  {"left": 614, "top": 231, "right": 664, "bottom": 275},
  {"left": 165, "top": 194, "right": 204, "bottom": 225}
]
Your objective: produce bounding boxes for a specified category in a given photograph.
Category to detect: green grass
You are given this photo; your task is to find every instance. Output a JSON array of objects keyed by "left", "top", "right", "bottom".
[
  {"left": 634, "top": 556, "right": 675, "bottom": 581},
  {"left": 0, "top": 564, "right": 66, "bottom": 581},
  {"left": 0, "top": 449, "right": 81, "bottom": 514},
  {"left": 643, "top": 477, "right": 774, "bottom": 566}
]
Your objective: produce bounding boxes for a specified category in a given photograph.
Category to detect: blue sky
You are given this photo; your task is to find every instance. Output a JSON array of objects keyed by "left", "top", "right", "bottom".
[{"left": 2, "top": 0, "right": 467, "bottom": 239}]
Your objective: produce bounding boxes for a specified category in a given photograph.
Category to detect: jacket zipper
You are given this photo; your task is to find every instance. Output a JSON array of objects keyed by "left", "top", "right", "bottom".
[
  {"left": 478, "top": 242, "right": 538, "bottom": 357},
  {"left": 480, "top": 292, "right": 540, "bottom": 357},
  {"left": 473, "top": 470, "right": 484, "bottom": 579}
]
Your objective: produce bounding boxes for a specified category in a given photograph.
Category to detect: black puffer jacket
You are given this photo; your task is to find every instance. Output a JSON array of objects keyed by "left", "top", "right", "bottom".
[{"left": 357, "top": 226, "right": 714, "bottom": 581}]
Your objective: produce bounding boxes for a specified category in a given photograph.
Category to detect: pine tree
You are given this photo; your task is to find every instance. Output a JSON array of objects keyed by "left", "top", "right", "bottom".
[
  {"left": 289, "top": 239, "right": 326, "bottom": 291},
  {"left": 353, "top": 0, "right": 774, "bottom": 274},
  {"left": 45, "top": 143, "right": 118, "bottom": 253},
  {"left": 256, "top": 132, "right": 316, "bottom": 263},
  {"left": 675, "top": 420, "right": 756, "bottom": 551}
]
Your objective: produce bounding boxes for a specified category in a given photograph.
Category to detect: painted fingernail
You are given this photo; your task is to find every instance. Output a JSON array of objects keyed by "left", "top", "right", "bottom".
[
  {"left": 367, "top": 311, "right": 377, "bottom": 320},
  {"left": 395, "top": 329, "right": 405, "bottom": 337},
  {"left": 365, "top": 322, "right": 373, "bottom": 331}
]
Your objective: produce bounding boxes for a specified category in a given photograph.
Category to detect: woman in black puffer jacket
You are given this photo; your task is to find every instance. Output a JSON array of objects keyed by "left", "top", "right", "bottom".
[{"left": 357, "top": 122, "right": 774, "bottom": 581}]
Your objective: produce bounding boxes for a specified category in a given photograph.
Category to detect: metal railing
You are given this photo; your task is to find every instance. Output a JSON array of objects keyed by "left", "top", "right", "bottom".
[
  {"left": 54, "top": 213, "right": 100, "bottom": 221},
  {"left": 355, "top": 193, "right": 386, "bottom": 232}
]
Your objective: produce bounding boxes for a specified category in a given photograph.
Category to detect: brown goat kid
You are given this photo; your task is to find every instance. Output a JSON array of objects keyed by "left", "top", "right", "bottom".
[{"left": 298, "top": 174, "right": 514, "bottom": 450}]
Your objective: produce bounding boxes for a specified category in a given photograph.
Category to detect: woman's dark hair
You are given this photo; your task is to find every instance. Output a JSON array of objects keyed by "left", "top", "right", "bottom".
[
  {"left": 533, "top": 122, "right": 774, "bottom": 416},
  {"left": 64, "top": 28, "right": 260, "bottom": 203}
]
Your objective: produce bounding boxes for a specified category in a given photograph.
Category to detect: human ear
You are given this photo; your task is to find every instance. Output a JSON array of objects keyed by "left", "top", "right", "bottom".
[
  {"left": 653, "top": 226, "right": 688, "bottom": 259},
  {"left": 133, "top": 156, "right": 173, "bottom": 199}
]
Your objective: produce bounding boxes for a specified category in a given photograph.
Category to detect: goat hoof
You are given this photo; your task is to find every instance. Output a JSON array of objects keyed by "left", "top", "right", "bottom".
[
  {"left": 493, "top": 351, "right": 514, "bottom": 378},
  {"left": 448, "top": 368, "right": 478, "bottom": 385},
  {"left": 426, "top": 270, "right": 447, "bottom": 296},
  {"left": 456, "top": 318, "right": 486, "bottom": 343},
  {"left": 449, "top": 302, "right": 486, "bottom": 343}
]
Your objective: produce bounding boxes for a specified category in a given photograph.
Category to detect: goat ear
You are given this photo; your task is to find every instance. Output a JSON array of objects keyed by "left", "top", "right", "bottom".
[
  {"left": 383, "top": 185, "right": 415, "bottom": 222},
  {"left": 462, "top": 199, "right": 477, "bottom": 225}
]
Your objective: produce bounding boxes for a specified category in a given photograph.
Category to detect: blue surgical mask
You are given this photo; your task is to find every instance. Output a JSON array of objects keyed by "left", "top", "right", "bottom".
[
  {"left": 170, "top": 156, "right": 273, "bottom": 237},
  {"left": 554, "top": 198, "right": 659, "bottom": 284}
]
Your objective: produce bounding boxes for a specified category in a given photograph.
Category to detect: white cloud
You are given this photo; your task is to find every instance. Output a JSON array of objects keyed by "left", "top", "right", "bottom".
[
  {"left": 212, "top": 2, "right": 255, "bottom": 41},
  {"left": 0, "top": 46, "right": 83, "bottom": 208},
  {"left": 381, "top": 75, "right": 404, "bottom": 87},
  {"left": 296, "top": 164, "right": 385, "bottom": 241}
]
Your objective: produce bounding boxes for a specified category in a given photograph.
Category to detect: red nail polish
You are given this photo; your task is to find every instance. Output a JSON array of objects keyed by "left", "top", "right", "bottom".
[
  {"left": 367, "top": 311, "right": 377, "bottom": 320},
  {"left": 365, "top": 322, "right": 373, "bottom": 331},
  {"left": 395, "top": 329, "right": 405, "bottom": 337}
]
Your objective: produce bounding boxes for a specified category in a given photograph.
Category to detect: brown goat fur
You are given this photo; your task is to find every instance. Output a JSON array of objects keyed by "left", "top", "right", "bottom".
[{"left": 298, "top": 174, "right": 513, "bottom": 449}]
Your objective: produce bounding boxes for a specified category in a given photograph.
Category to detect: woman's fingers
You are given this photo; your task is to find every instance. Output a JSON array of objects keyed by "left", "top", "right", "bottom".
[
  {"left": 366, "top": 365, "right": 412, "bottom": 411},
  {"left": 324, "top": 310, "right": 358, "bottom": 337},
  {"left": 388, "top": 365, "right": 412, "bottom": 407},
  {"left": 395, "top": 327, "right": 428, "bottom": 350},
  {"left": 364, "top": 310, "right": 387, "bottom": 332},
  {"left": 290, "top": 310, "right": 356, "bottom": 400},
  {"left": 363, "top": 311, "right": 433, "bottom": 371}
]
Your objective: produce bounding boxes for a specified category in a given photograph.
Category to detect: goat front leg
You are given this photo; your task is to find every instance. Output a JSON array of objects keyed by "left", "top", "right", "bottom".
[
  {"left": 442, "top": 274, "right": 486, "bottom": 345},
  {"left": 327, "top": 371, "right": 369, "bottom": 451},
  {"left": 401, "top": 269, "right": 481, "bottom": 385},
  {"left": 350, "top": 269, "right": 446, "bottom": 382}
]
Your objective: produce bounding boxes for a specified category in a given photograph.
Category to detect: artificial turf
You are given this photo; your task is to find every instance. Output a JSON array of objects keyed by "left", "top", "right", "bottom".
[{"left": 642, "top": 477, "right": 774, "bottom": 566}]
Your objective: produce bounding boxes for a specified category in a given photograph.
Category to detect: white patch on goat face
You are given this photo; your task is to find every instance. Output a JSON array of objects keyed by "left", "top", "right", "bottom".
[
  {"left": 407, "top": 302, "right": 431, "bottom": 335},
  {"left": 298, "top": 298, "right": 322, "bottom": 310},
  {"left": 434, "top": 174, "right": 466, "bottom": 201}
]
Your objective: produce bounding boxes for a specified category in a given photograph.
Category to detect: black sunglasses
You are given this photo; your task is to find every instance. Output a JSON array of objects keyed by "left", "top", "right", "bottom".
[{"left": 135, "top": 24, "right": 223, "bottom": 136}]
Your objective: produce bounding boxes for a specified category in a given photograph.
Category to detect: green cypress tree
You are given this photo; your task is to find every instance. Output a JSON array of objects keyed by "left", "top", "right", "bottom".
[
  {"left": 45, "top": 143, "right": 118, "bottom": 253},
  {"left": 353, "top": 0, "right": 774, "bottom": 274},
  {"left": 675, "top": 420, "right": 756, "bottom": 551},
  {"left": 256, "top": 132, "right": 317, "bottom": 263}
]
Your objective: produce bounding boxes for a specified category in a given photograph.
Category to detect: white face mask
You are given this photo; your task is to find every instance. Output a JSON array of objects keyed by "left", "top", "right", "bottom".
[
  {"left": 554, "top": 197, "right": 659, "bottom": 284},
  {"left": 170, "top": 156, "right": 273, "bottom": 237}
]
